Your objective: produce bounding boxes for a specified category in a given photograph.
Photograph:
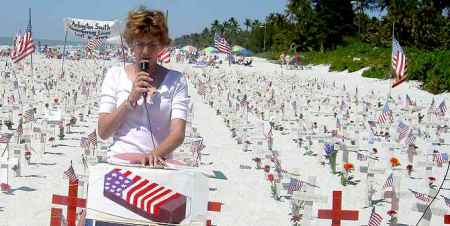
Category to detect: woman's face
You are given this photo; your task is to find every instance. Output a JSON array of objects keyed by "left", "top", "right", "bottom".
[{"left": 132, "top": 37, "right": 162, "bottom": 65}]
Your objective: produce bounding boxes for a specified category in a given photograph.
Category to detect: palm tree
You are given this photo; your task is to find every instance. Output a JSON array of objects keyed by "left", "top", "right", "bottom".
[
  {"left": 210, "top": 20, "right": 222, "bottom": 34},
  {"left": 244, "top": 18, "right": 252, "bottom": 32}
]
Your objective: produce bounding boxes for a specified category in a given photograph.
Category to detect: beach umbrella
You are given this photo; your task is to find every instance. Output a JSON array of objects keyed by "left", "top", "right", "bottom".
[
  {"left": 236, "top": 48, "right": 254, "bottom": 57},
  {"left": 181, "top": 45, "right": 197, "bottom": 53},
  {"left": 232, "top": 45, "right": 245, "bottom": 53},
  {"left": 202, "top": 47, "right": 219, "bottom": 54}
]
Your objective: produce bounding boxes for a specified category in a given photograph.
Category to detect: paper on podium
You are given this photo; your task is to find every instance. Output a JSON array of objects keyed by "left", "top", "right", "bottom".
[{"left": 86, "top": 163, "right": 208, "bottom": 225}]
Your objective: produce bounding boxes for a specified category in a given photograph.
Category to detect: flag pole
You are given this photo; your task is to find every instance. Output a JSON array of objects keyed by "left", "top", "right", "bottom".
[
  {"left": 61, "top": 30, "right": 68, "bottom": 78},
  {"left": 388, "top": 22, "right": 395, "bottom": 100},
  {"left": 29, "top": 8, "right": 34, "bottom": 80}
]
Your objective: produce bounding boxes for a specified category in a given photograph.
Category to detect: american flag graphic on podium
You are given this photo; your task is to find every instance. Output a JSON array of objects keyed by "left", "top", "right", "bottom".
[{"left": 103, "top": 168, "right": 187, "bottom": 224}]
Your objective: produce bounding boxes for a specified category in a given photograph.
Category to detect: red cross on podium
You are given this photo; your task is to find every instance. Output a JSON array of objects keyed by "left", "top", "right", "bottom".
[
  {"left": 50, "top": 179, "right": 86, "bottom": 226},
  {"left": 317, "top": 191, "right": 359, "bottom": 226},
  {"left": 445, "top": 215, "right": 450, "bottom": 224}
]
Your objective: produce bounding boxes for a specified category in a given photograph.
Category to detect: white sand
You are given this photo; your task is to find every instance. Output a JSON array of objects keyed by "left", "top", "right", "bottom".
[{"left": 0, "top": 55, "right": 449, "bottom": 226}]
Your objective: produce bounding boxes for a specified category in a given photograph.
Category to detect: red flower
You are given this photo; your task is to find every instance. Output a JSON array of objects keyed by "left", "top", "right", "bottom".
[
  {"left": 253, "top": 158, "right": 261, "bottom": 163},
  {"left": 290, "top": 214, "right": 302, "bottom": 222},
  {"left": 387, "top": 209, "right": 397, "bottom": 216},
  {"left": 54, "top": 97, "right": 59, "bottom": 104},
  {"left": 264, "top": 165, "right": 270, "bottom": 173},
  {"left": 428, "top": 177, "right": 436, "bottom": 182},
  {"left": 267, "top": 174, "right": 274, "bottom": 182},
  {"left": 389, "top": 157, "right": 400, "bottom": 167},
  {"left": 343, "top": 162, "right": 354, "bottom": 172}
]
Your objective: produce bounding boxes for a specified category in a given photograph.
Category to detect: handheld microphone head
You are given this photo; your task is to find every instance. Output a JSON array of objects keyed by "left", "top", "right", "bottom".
[
  {"left": 140, "top": 60, "right": 150, "bottom": 98},
  {"left": 140, "top": 60, "right": 149, "bottom": 72}
]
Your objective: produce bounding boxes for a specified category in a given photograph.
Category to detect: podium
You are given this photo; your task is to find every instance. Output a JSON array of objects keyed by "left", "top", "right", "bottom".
[{"left": 85, "top": 164, "right": 208, "bottom": 225}]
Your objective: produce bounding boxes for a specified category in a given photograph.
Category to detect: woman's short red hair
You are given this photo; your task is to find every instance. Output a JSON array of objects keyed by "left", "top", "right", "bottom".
[{"left": 123, "top": 6, "right": 170, "bottom": 47}]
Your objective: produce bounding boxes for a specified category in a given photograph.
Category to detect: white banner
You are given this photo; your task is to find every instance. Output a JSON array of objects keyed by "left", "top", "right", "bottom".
[{"left": 64, "top": 18, "right": 116, "bottom": 39}]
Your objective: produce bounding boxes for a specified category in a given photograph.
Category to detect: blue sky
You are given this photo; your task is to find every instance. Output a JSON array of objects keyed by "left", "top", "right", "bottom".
[{"left": 0, "top": 0, "right": 287, "bottom": 40}]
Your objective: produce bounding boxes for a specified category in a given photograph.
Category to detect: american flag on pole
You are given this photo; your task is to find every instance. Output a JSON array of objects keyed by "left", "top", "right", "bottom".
[
  {"left": 409, "top": 189, "right": 432, "bottom": 203},
  {"left": 368, "top": 208, "right": 383, "bottom": 226},
  {"left": 436, "top": 100, "right": 447, "bottom": 116},
  {"left": 391, "top": 35, "right": 407, "bottom": 88},
  {"left": 64, "top": 164, "right": 78, "bottom": 183},
  {"left": 214, "top": 33, "right": 231, "bottom": 54},
  {"left": 88, "top": 130, "right": 97, "bottom": 147},
  {"left": 433, "top": 152, "right": 449, "bottom": 165},
  {"left": 404, "top": 132, "right": 416, "bottom": 146},
  {"left": 405, "top": 94, "right": 413, "bottom": 107},
  {"left": 158, "top": 47, "right": 171, "bottom": 63},
  {"left": 85, "top": 36, "right": 104, "bottom": 52},
  {"left": 440, "top": 195, "right": 450, "bottom": 208},
  {"left": 396, "top": 121, "right": 410, "bottom": 141},
  {"left": 377, "top": 101, "right": 393, "bottom": 124},
  {"left": 287, "top": 177, "right": 303, "bottom": 195},
  {"left": 382, "top": 173, "right": 394, "bottom": 190},
  {"left": 0, "top": 133, "right": 11, "bottom": 144},
  {"left": 103, "top": 168, "right": 186, "bottom": 223},
  {"left": 10, "top": 16, "right": 35, "bottom": 63},
  {"left": 80, "top": 137, "right": 89, "bottom": 149},
  {"left": 23, "top": 109, "right": 35, "bottom": 123},
  {"left": 197, "top": 82, "right": 206, "bottom": 96}
]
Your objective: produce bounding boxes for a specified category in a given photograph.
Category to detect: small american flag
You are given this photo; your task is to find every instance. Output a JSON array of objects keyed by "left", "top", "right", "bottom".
[
  {"left": 10, "top": 14, "right": 35, "bottom": 63},
  {"left": 441, "top": 195, "right": 450, "bottom": 208},
  {"left": 382, "top": 173, "right": 394, "bottom": 190},
  {"left": 436, "top": 100, "right": 447, "bottom": 116},
  {"left": 23, "top": 109, "right": 35, "bottom": 123},
  {"left": 434, "top": 152, "right": 449, "bottom": 165},
  {"left": 368, "top": 208, "right": 383, "bottom": 226},
  {"left": 158, "top": 47, "right": 171, "bottom": 64},
  {"left": 287, "top": 177, "right": 303, "bottom": 195},
  {"left": 88, "top": 130, "right": 97, "bottom": 147},
  {"left": 80, "top": 137, "right": 89, "bottom": 149},
  {"left": 357, "top": 153, "right": 368, "bottom": 161},
  {"left": 396, "top": 121, "right": 410, "bottom": 141},
  {"left": 409, "top": 189, "right": 432, "bottom": 203},
  {"left": 64, "top": 164, "right": 78, "bottom": 183},
  {"left": 197, "top": 82, "right": 206, "bottom": 96},
  {"left": 85, "top": 36, "right": 104, "bottom": 52},
  {"left": 377, "top": 101, "right": 393, "bottom": 124},
  {"left": 404, "top": 132, "right": 416, "bottom": 146},
  {"left": 214, "top": 33, "right": 231, "bottom": 54},
  {"left": 405, "top": 94, "right": 413, "bottom": 107},
  {"left": 0, "top": 134, "right": 10, "bottom": 144},
  {"left": 391, "top": 36, "right": 407, "bottom": 88},
  {"left": 324, "top": 143, "right": 334, "bottom": 156},
  {"left": 428, "top": 98, "right": 436, "bottom": 114}
]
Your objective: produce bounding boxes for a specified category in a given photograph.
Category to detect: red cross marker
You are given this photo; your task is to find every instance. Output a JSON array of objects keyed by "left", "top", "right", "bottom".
[
  {"left": 317, "top": 191, "right": 359, "bottom": 226},
  {"left": 445, "top": 215, "right": 450, "bottom": 224},
  {"left": 50, "top": 180, "right": 86, "bottom": 226}
]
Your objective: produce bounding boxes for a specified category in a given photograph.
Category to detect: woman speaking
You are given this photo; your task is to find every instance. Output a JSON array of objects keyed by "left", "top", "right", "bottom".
[{"left": 98, "top": 6, "right": 189, "bottom": 166}]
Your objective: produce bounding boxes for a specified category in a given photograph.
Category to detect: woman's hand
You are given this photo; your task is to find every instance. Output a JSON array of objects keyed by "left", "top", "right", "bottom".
[
  {"left": 129, "top": 71, "right": 154, "bottom": 104},
  {"left": 140, "top": 151, "right": 166, "bottom": 167}
]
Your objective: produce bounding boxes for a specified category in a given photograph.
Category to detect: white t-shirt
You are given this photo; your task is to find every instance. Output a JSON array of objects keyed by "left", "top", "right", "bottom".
[{"left": 99, "top": 65, "right": 189, "bottom": 163}]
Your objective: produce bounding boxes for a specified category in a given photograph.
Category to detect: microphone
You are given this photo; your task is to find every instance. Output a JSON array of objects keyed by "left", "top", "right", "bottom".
[{"left": 140, "top": 60, "right": 149, "bottom": 98}]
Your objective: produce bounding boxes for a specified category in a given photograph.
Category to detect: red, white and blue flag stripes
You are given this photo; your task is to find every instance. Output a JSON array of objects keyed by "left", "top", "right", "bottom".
[
  {"left": 433, "top": 152, "right": 449, "bottom": 165},
  {"left": 382, "top": 173, "right": 393, "bottom": 190},
  {"left": 10, "top": 30, "right": 35, "bottom": 63},
  {"left": 103, "top": 168, "right": 186, "bottom": 223},
  {"left": 391, "top": 36, "right": 407, "bottom": 88},
  {"left": 396, "top": 121, "right": 410, "bottom": 141},
  {"left": 409, "top": 189, "right": 432, "bottom": 203},
  {"left": 214, "top": 33, "right": 231, "bottom": 54},
  {"left": 441, "top": 195, "right": 450, "bottom": 208},
  {"left": 64, "top": 165, "right": 78, "bottom": 183},
  {"left": 86, "top": 37, "right": 104, "bottom": 52},
  {"left": 287, "top": 177, "right": 303, "bottom": 195},
  {"left": 368, "top": 208, "right": 383, "bottom": 226},
  {"left": 377, "top": 102, "right": 393, "bottom": 124},
  {"left": 158, "top": 47, "right": 171, "bottom": 63}
]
